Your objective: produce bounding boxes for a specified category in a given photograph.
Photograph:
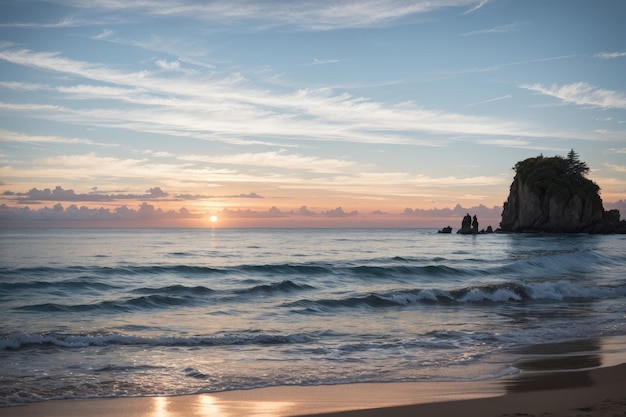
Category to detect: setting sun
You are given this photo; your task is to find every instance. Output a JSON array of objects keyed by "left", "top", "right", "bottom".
[{"left": 210, "top": 215, "right": 218, "bottom": 223}]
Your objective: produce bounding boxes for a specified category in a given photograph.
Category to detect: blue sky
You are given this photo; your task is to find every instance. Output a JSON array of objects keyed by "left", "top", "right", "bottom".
[{"left": 0, "top": 0, "right": 625, "bottom": 227}]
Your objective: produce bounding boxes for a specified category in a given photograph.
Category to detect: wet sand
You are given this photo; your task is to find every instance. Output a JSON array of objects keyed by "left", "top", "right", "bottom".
[{"left": 2, "top": 336, "right": 625, "bottom": 417}]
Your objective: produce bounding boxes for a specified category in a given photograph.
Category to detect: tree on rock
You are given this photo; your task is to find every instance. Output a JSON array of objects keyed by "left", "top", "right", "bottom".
[{"left": 566, "top": 148, "right": 589, "bottom": 176}]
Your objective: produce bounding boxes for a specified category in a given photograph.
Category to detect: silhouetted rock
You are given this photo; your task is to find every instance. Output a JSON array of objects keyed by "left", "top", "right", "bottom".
[
  {"left": 500, "top": 152, "right": 621, "bottom": 234},
  {"left": 458, "top": 213, "right": 478, "bottom": 234}
]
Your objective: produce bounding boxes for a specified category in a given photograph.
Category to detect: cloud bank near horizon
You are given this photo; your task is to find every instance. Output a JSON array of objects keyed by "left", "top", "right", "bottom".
[
  {"left": 2, "top": 198, "right": 624, "bottom": 227},
  {"left": 0, "top": 201, "right": 500, "bottom": 226},
  {"left": 2, "top": 183, "right": 624, "bottom": 227}
]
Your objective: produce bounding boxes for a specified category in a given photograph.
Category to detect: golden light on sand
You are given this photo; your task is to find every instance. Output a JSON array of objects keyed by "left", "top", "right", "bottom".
[{"left": 210, "top": 215, "right": 218, "bottom": 223}]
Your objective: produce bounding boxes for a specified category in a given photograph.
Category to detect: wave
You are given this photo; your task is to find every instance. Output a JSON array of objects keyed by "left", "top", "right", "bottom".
[
  {"left": 14, "top": 279, "right": 315, "bottom": 313},
  {"left": 284, "top": 280, "right": 625, "bottom": 311},
  {"left": 1, "top": 250, "right": 611, "bottom": 289},
  {"left": 0, "top": 261, "right": 481, "bottom": 281},
  {"left": 0, "top": 278, "right": 120, "bottom": 292},
  {"left": 235, "top": 264, "right": 333, "bottom": 276},
  {"left": 494, "top": 250, "right": 620, "bottom": 278},
  {"left": 236, "top": 280, "right": 315, "bottom": 294},
  {"left": 0, "top": 331, "right": 317, "bottom": 351},
  {"left": 347, "top": 264, "right": 474, "bottom": 278},
  {"left": 0, "top": 265, "right": 226, "bottom": 278},
  {"left": 16, "top": 293, "right": 205, "bottom": 313},
  {"left": 132, "top": 284, "right": 214, "bottom": 296}
]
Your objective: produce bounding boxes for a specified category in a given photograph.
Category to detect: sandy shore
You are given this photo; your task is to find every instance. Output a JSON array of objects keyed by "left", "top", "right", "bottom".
[{"left": 2, "top": 337, "right": 626, "bottom": 417}]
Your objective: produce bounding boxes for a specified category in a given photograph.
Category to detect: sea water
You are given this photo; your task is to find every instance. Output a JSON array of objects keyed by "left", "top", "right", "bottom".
[{"left": 1, "top": 228, "right": 625, "bottom": 405}]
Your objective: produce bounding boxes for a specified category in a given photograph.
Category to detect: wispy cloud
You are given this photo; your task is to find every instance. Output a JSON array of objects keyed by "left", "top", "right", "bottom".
[
  {"left": 0, "top": 101, "right": 61, "bottom": 111},
  {"left": 0, "top": 129, "right": 104, "bottom": 146},
  {"left": 155, "top": 59, "right": 182, "bottom": 71},
  {"left": 0, "top": 152, "right": 222, "bottom": 183},
  {"left": 0, "top": 81, "right": 48, "bottom": 91},
  {"left": 0, "top": 17, "right": 112, "bottom": 29},
  {"left": 0, "top": 47, "right": 562, "bottom": 147},
  {"left": 462, "top": 0, "right": 491, "bottom": 15},
  {"left": 311, "top": 58, "right": 339, "bottom": 65},
  {"left": 93, "top": 29, "right": 115, "bottom": 40},
  {"left": 59, "top": 0, "right": 483, "bottom": 31},
  {"left": 180, "top": 151, "right": 357, "bottom": 173},
  {"left": 456, "top": 55, "right": 576, "bottom": 74},
  {"left": 604, "top": 163, "right": 626, "bottom": 173},
  {"left": 520, "top": 82, "right": 626, "bottom": 109},
  {"left": 606, "top": 147, "right": 626, "bottom": 154},
  {"left": 594, "top": 51, "right": 626, "bottom": 59},
  {"left": 465, "top": 94, "right": 512, "bottom": 107},
  {"left": 460, "top": 22, "right": 520, "bottom": 36}
]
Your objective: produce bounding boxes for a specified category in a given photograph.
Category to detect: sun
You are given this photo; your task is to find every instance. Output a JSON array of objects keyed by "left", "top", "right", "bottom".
[{"left": 210, "top": 215, "right": 218, "bottom": 223}]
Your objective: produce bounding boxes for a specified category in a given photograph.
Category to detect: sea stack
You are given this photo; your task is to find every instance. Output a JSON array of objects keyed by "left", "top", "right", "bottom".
[{"left": 499, "top": 150, "right": 622, "bottom": 234}]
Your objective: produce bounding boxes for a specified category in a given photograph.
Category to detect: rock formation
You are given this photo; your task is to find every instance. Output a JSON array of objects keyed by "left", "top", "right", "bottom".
[
  {"left": 457, "top": 213, "right": 492, "bottom": 234},
  {"left": 499, "top": 151, "right": 622, "bottom": 233},
  {"left": 457, "top": 213, "right": 472, "bottom": 234}
]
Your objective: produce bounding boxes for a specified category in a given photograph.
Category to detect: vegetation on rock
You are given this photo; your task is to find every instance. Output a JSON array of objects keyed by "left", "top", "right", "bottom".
[{"left": 512, "top": 150, "right": 599, "bottom": 204}]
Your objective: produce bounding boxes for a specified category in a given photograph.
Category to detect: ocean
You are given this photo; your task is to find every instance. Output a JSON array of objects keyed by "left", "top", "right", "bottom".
[{"left": 1, "top": 228, "right": 625, "bottom": 406}]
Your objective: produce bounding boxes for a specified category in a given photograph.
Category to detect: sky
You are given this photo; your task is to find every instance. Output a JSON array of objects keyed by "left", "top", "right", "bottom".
[{"left": 0, "top": 0, "right": 625, "bottom": 228}]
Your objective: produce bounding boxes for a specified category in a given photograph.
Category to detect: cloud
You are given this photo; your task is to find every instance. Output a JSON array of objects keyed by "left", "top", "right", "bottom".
[
  {"left": 604, "top": 199, "right": 626, "bottom": 214},
  {"left": 218, "top": 205, "right": 359, "bottom": 219},
  {"left": 460, "top": 22, "right": 520, "bottom": 36},
  {"left": 3, "top": 199, "right": 620, "bottom": 226},
  {"left": 0, "top": 47, "right": 581, "bottom": 145},
  {"left": 0, "top": 81, "right": 48, "bottom": 91},
  {"left": 604, "top": 163, "right": 626, "bottom": 173},
  {"left": 311, "top": 58, "right": 339, "bottom": 65},
  {"left": 176, "top": 192, "right": 264, "bottom": 200},
  {"left": 180, "top": 151, "right": 357, "bottom": 173},
  {"left": 465, "top": 94, "right": 512, "bottom": 107},
  {"left": 0, "top": 101, "right": 60, "bottom": 111},
  {"left": 403, "top": 203, "right": 501, "bottom": 219},
  {"left": 0, "top": 152, "right": 241, "bottom": 184},
  {"left": 456, "top": 55, "right": 576, "bottom": 74},
  {"left": 477, "top": 138, "right": 529, "bottom": 147},
  {"left": 155, "top": 59, "right": 182, "bottom": 71},
  {"left": 93, "top": 29, "right": 115, "bottom": 40},
  {"left": 462, "top": 0, "right": 491, "bottom": 15},
  {"left": 10, "top": 186, "right": 170, "bottom": 204},
  {"left": 0, "top": 202, "right": 199, "bottom": 223},
  {"left": 323, "top": 207, "right": 358, "bottom": 217},
  {"left": 60, "top": 0, "right": 483, "bottom": 31},
  {"left": 594, "top": 51, "right": 626, "bottom": 59},
  {"left": 0, "top": 17, "right": 110, "bottom": 29},
  {"left": 520, "top": 82, "right": 626, "bottom": 109},
  {"left": 0, "top": 129, "right": 110, "bottom": 146}
]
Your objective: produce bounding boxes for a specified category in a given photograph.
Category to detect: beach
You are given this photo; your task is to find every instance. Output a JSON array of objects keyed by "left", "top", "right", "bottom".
[
  {"left": 1, "top": 362, "right": 624, "bottom": 417},
  {"left": 2, "top": 335, "right": 625, "bottom": 417}
]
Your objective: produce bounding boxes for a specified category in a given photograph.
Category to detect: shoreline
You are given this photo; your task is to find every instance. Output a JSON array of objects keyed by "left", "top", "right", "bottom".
[{"left": 2, "top": 336, "right": 626, "bottom": 417}]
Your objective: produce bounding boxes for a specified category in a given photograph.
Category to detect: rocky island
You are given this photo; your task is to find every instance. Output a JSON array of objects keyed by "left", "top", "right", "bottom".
[{"left": 499, "top": 150, "right": 624, "bottom": 234}]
